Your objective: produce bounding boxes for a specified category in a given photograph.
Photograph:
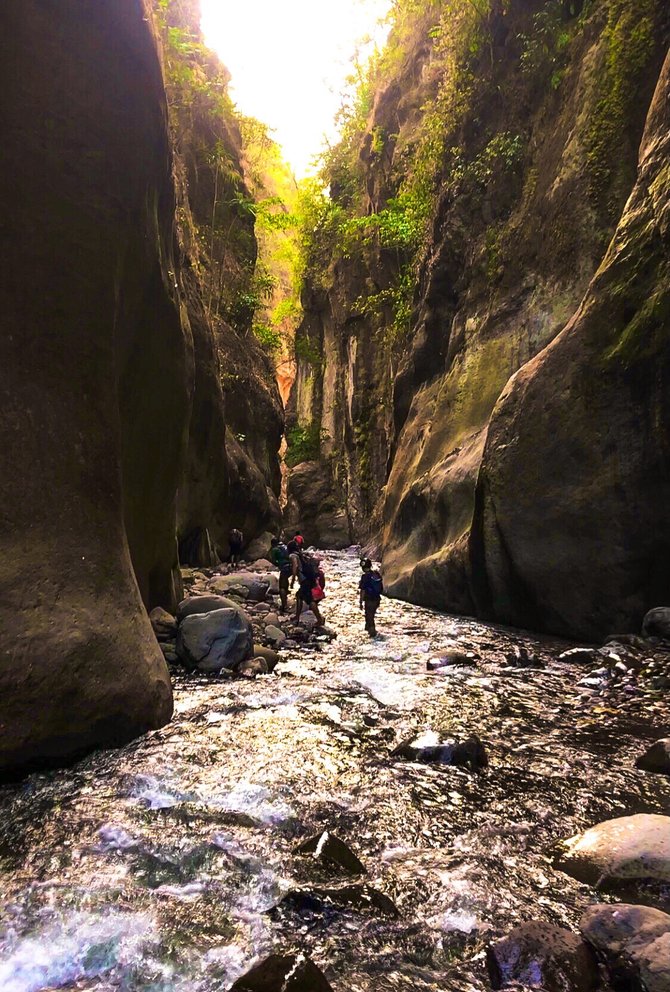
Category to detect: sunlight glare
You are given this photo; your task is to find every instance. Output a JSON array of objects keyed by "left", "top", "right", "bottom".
[{"left": 199, "top": 0, "right": 392, "bottom": 178}]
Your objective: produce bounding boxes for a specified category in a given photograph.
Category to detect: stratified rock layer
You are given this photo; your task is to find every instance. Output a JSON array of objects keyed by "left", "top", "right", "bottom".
[{"left": 0, "top": 0, "right": 177, "bottom": 772}]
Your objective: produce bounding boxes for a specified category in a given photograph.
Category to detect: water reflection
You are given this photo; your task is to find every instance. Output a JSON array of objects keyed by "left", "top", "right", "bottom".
[{"left": 0, "top": 553, "right": 668, "bottom": 991}]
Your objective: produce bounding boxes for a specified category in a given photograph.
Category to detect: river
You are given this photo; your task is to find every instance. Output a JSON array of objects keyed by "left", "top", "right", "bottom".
[{"left": 0, "top": 551, "right": 668, "bottom": 991}]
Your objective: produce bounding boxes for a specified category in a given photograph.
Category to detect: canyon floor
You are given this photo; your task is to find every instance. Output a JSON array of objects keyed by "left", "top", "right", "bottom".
[{"left": 0, "top": 552, "right": 669, "bottom": 992}]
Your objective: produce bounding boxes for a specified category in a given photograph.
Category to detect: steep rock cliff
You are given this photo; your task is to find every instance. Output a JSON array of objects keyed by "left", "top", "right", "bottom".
[
  {"left": 472, "top": 48, "right": 670, "bottom": 639},
  {"left": 0, "top": 0, "right": 176, "bottom": 773},
  {"left": 290, "top": 0, "right": 670, "bottom": 639},
  {"left": 160, "top": 0, "right": 283, "bottom": 560}
]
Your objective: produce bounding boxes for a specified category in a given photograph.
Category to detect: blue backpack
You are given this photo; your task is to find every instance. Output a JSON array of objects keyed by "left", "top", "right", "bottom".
[{"left": 362, "top": 571, "right": 384, "bottom": 597}]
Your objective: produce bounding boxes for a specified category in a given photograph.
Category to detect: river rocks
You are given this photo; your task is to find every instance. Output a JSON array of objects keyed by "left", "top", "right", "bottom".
[
  {"left": 265, "top": 625, "right": 287, "bottom": 646},
  {"left": 558, "top": 648, "right": 601, "bottom": 665},
  {"left": 427, "top": 649, "right": 477, "bottom": 670},
  {"left": 296, "top": 832, "right": 366, "bottom": 876},
  {"left": 277, "top": 883, "right": 398, "bottom": 918},
  {"left": 636, "top": 739, "right": 670, "bottom": 776},
  {"left": 150, "top": 608, "right": 178, "bottom": 641},
  {"left": 486, "top": 922, "right": 598, "bottom": 991},
  {"left": 504, "top": 646, "right": 545, "bottom": 669},
  {"left": 253, "top": 645, "right": 280, "bottom": 670},
  {"left": 643, "top": 608, "right": 670, "bottom": 641},
  {"left": 393, "top": 734, "right": 489, "bottom": 771},
  {"left": 177, "top": 608, "right": 253, "bottom": 673},
  {"left": 212, "top": 573, "right": 270, "bottom": 602},
  {"left": 235, "top": 658, "right": 269, "bottom": 678},
  {"left": 229, "top": 953, "right": 332, "bottom": 992},
  {"left": 558, "top": 814, "right": 670, "bottom": 887},
  {"left": 581, "top": 904, "right": 670, "bottom": 992}
]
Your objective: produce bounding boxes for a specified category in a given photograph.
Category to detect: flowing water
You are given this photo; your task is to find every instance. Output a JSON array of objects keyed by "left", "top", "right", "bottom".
[{"left": 1, "top": 552, "right": 669, "bottom": 992}]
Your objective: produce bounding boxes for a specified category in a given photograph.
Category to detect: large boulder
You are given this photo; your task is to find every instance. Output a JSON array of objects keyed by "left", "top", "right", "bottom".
[
  {"left": 176, "top": 608, "right": 253, "bottom": 673},
  {"left": 229, "top": 953, "right": 332, "bottom": 992},
  {"left": 176, "top": 595, "right": 242, "bottom": 623},
  {"left": 486, "top": 922, "right": 598, "bottom": 992},
  {"left": 0, "top": 0, "right": 179, "bottom": 773},
  {"left": 558, "top": 814, "right": 670, "bottom": 887},
  {"left": 581, "top": 904, "right": 670, "bottom": 992},
  {"left": 643, "top": 608, "right": 670, "bottom": 640},
  {"left": 472, "top": 50, "right": 670, "bottom": 640},
  {"left": 211, "top": 573, "right": 270, "bottom": 602}
]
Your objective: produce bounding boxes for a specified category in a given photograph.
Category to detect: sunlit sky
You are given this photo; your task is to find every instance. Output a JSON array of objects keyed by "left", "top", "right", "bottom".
[{"left": 200, "top": 0, "right": 392, "bottom": 178}]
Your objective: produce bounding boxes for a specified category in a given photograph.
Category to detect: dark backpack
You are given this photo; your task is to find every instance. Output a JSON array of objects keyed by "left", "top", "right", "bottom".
[
  {"left": 301, "top": 556, "right": 319, "bottom": 583},
  {"left": 362, "top": 570, "right": 383, "bottom": 597}
]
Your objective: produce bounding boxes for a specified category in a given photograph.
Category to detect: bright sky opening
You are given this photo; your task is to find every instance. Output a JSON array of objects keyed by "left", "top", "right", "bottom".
[{"left": 200, "top": 0, "right": 392, "bottom": 178}]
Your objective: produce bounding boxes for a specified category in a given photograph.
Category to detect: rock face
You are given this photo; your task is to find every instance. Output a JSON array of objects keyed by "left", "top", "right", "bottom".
[
  {"left": 558, "top": 814, "right": 670, "bottom": 886},
  {"left": 285, "top": 461, "right": 352, "bottom": 549},
  {"left": 288, "top": 1, "right": 670, "bottom": 640},
  {"left": 0, "top": 0, "right": 177, "bottom": 773},
  {"left": 473, "top": 46, "right": 670, "bottom": 639},
  {"left": 581, "top": 904, "right": 670, "bottom": 992},
  {"left": 486, "top": 922, "right": 598, "bottom": 992}
]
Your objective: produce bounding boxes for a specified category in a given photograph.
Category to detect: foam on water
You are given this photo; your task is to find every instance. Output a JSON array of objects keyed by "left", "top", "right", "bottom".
[
  {"left": 213, "top": 781, "right": 295, "bottom": 826},
  {"left": 130, "top": 774, "right": 192, "bottom": 809},
  {"left": 0, "top": 911, "right": 156, "bottom": 992}
]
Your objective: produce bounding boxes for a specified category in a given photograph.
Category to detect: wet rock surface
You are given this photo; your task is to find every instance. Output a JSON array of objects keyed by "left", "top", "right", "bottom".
[
  {"left": 0, "top": 553, "right": 669, "bottom": 992},
  {"left": 486, "top": 922, "right": 598, "bottom": 991},
  {"left": 637, "top": 739, "right": 670, "bottom": 776},
  {"left": 581, "top": 904, "right": 670, "bottom": 992},
  {"left": 230, "top": 953, "right": 333, "bottom": 992},
  {"left": 558, "top": 814, "right": 670, "bottom": 890}
]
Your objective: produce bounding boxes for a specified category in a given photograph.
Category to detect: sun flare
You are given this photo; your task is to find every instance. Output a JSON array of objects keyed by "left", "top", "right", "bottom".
[{"left": 199, "top": 0, "right": 391, "bottom": 177}]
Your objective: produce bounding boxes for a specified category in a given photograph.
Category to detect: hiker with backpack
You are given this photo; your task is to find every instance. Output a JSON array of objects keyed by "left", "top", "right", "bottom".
[
  {"left": 295, "top": 552, "right": 326, "bottom": 627},
  {"left": 228, "top": 527, "right": 244, "bottom": 567},
  {"left": 359, "top": 558, "right": 383, "bottom": 637},
  {"left": 270, "top": 537, "right": 292, "bottom": 613}
]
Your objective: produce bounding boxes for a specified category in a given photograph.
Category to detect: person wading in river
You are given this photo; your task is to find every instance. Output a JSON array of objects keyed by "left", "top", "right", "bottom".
[
  {"left": 359, "top": 558, "right": 383, "bottom": 637},
  {"left": 295, "top": 553, "right": 326, "bottom": 627},
  {"left": 228, "top": 527, "right": 243, "bottom": 567},
  {"left": 270, "top": 537, "right": 292, "bottom": 613}
]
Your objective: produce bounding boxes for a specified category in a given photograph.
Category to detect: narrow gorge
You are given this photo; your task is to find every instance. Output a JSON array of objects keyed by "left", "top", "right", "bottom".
[{"left": 1, "top": 2, "right": 670, "bottom": 991}]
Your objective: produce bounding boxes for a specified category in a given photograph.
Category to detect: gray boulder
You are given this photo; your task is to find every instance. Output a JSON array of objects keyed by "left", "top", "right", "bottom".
[
  {"left": 176, "top": 608, "right": 253, "bottom": 673},
  {"left": 486, "top": 922, "right": 598, "bottom": 991},
  {"left": 149, "top": 607, "right": 177, "bottom": 641},
  {"left": 212, "top": 573, "right": 270, "bottom": 602},
  {"left": 176, "top": 595, "right": 242, "bottom": 623},
  {"left": 581, "top": 903, "right": 670, "bottom": 992},
  {"left": 559, "top": 814, "right": 670, "bottom": 886},
  {"left": 636, "top": 739, "right": 670, "bottom": 776},
  {"left": 643, "top": 608, "right": 670, "bottom": 640}
]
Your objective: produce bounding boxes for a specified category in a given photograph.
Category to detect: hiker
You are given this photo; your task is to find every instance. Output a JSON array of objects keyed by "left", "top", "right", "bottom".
[
  {"left": 295, "top": 553, "right": 325, "bottom": 627},
  {"left": 286, "top": 532, "right": 304, "bottom": 556},
  {"left": 228, "top": 527, "right": 244, "bottom": 567},
  {"left": 359, "top": 558, "right": 383, "bottom": 637},
  {"left": 270, "top": 537, "right": 292, "bottom": 613}
]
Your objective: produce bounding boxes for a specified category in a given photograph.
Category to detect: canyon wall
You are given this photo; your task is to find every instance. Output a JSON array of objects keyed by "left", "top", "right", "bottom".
[
  {"left": 289, "top": 0, "right": 670, "bottom": 639},
  {"left": 0, "top": 0, "right": 281, "bottom": 773}
]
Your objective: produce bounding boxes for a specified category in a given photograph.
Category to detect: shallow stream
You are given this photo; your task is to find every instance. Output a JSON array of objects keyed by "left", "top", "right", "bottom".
[{"left": 1, "top": 552, "right": 669, "bottom": 991}]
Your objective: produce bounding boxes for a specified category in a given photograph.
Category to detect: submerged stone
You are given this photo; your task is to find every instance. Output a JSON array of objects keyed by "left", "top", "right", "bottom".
[
  {"left": 277, "top": 883, "right": 398, "bottom": 917},
  {"left": 229, "top": 953, "right": 333, "bottom": 992},
  {"left": 296, "top": 831, "right": 366, "bottom": 875},
  {"left": 393, "top": 734, "right": 489, "bottom": 771}
]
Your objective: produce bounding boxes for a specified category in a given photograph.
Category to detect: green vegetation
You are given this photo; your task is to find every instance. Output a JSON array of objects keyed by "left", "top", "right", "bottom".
[
  {"left": 285, "top": 423, "right": 328, "bottom": 467},
  {"left": 584, "top": 0, "right": 657, "bottom": 198}
]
